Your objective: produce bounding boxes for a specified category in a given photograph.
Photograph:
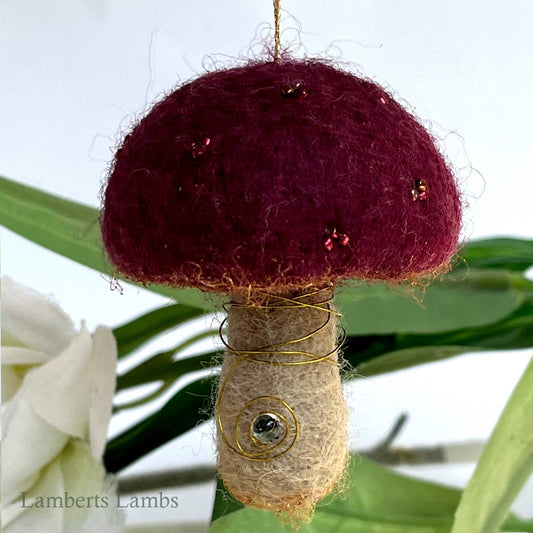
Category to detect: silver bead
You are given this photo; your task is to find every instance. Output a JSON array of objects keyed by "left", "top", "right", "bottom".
[{"left": 252, "top": 413, "right": 285, "bottom": 445}]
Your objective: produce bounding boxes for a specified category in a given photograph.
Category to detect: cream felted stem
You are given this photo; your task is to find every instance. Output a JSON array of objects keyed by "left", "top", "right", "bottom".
[{"left": 217, "top": 288, "right": 349, "bottom": 520}]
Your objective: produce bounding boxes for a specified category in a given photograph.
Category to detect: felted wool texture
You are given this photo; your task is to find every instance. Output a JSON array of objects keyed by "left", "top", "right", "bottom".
[
  {"left": 217, "top": 289, "right": 349, "bottom": 518},
  {"left": 102, "top": 59, "right": 462, "bottom": 292}
]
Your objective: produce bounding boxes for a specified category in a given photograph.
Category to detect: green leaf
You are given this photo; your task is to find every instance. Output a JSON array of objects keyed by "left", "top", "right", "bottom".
[
  {"left": 104, "top": 377, "right": 214, "bottom": 472},
  {"left": 457, "top": 237, "right": 533, "bottom": 272},
  {"left": 116, "top": 332, "right": 217, "bottom": 391},
  {"left": 338, "top": 271, "right": 531, "bottom": 335},
  {"left": 344, "top": 298, "right": 533, "bottom": 376},
  {"left": 0, "top": 175, "right": 212, "bottom": 310},
  {"left": 451, "top": 356, "right": 533, "bottom": 533},
  {"left": 113, "top": 303, "right": 206, "bottom": 358},
  {"left": 354, "top": 346, "right": 472, "bottom": 377},
  {"left": 211, "top": 478, "right": 245, "bottom": 522},
  {"left": 113, "top": 355, "right": 211, "bottom": 412},
  {"left": 210, "top": 458, "right": 532, "bottom": 532},
  {"left": 113, "top": 322, "right": 218, "bottom": 410}
]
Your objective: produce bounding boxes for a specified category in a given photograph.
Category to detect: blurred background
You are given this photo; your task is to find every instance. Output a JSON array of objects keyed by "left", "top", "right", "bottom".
[{"left": 1, "top": 1, "right": 532, "bottom": 531}]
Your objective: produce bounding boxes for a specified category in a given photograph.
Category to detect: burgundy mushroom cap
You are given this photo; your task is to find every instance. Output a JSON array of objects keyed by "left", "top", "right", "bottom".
[{"left": 101, "top": 60, "right": 461, "bottom": 292}]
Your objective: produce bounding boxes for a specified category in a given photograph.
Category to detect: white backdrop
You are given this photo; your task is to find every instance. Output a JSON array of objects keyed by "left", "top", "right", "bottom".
[{"left": 1, "top": 1, "right": 532, "bottom": 531}]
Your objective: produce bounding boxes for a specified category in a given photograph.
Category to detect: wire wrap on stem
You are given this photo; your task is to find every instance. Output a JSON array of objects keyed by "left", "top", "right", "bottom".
[{"left": 216, "top": 285, "right": 346, "bottom": 462}]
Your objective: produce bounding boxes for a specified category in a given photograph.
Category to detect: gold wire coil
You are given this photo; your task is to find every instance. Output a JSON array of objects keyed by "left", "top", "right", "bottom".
[{"left": 216, "top": 285, "right": 346, "bottom": 462}]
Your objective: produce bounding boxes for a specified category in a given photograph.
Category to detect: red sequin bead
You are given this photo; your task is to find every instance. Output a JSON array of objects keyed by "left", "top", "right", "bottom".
[
  {"left": 338, "top": 233, "right": 350, "bottom": 246},
  {"left": 322, "top": 224, "right": 350, "bottom": 250},
  {"left": 323, "top": 236, "right": 334, "bottom": 251},
  {"left": 186, "top": 137, "right": 211, "bottom": 158}
]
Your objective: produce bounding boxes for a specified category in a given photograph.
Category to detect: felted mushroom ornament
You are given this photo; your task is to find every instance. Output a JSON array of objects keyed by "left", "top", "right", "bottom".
[{"left": 101, "top": 38, "right": 461, "bottom": 523}]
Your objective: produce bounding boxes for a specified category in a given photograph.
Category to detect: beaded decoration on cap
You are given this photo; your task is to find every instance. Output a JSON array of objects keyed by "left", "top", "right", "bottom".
[
  {"left": 412, "top": 179, "right": 428, "bottom": 201},
  {"left": 185, "top": 137, "right": 211, "bottom": 159},
  {"left": 281, "top": 82, "right": 308, "bottom": 99},
  {"left": 322, "top": 223, "right": 350, "bottom": 251}
]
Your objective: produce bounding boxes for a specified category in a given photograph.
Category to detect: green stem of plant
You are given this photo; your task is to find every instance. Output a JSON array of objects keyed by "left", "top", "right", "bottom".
[
  {"left": 451, "top": 356, "right": 533, "bottom": 533},
  {"left": 118, "top": 466, "right": 217, "bottom": 494}
]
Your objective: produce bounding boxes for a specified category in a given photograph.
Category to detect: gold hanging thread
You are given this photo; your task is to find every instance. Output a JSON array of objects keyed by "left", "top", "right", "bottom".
[{"left": 273, "top": 0, "right": 281, "bottom": 62}]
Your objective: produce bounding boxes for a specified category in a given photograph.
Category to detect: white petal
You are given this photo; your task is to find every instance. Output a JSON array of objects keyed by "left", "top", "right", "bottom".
[
  {"left": 1, "top": 364, "right": 23, "bottom": 403},
  {"left": 1, "top": 329, "right": 27, "bottom": 347},
  {"left": 75, "top": 487, "right": 125, "bottom": 533},
  {"left": 61, "top": 440, "right": 125, "bottom": 532},
  {"left": 1, "top": 347, "right": 52, "bottom": 365},
  {"left": 61, "top": 439, "right": 104, "bottom": 529},
  {"left": 2, "top": 395, "right": 69, "bottom": 504},
  {"left": 88, "top": 327, "right": 117, "bottom": 459},
  {"left": 22, "top": 326, "right": 94, "bottom": 438},
  {"left": 1, "top": 348, "right": 52, "bottom": 402},
  {"left": 2, "top": 457, "right": 65, "bottom": 533},
  {"left": 1, "top": 276, "right": 76, "bottom": 355}
]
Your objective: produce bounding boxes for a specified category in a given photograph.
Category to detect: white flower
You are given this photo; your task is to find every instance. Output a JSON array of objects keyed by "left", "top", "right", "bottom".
[{"left": 1, "top": 277, "right": 124, "bottom": 533}]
